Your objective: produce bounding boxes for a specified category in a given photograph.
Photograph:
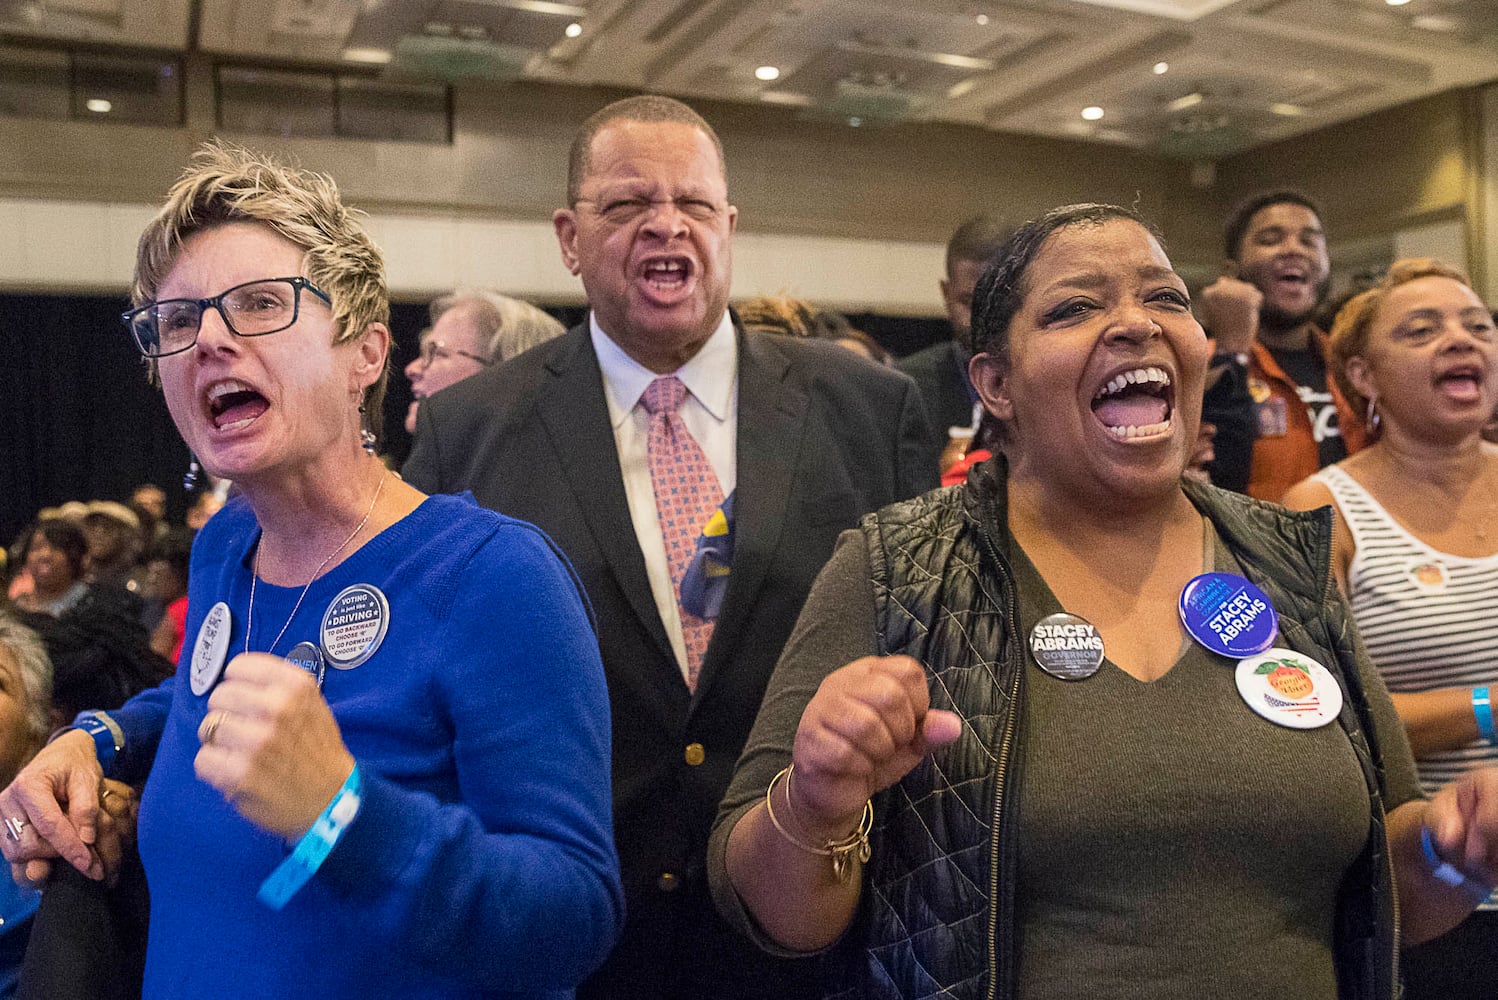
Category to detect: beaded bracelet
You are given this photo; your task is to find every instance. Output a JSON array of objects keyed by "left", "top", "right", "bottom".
[{"left": 764, "top": 764, "right": 872, "bottom": 884}]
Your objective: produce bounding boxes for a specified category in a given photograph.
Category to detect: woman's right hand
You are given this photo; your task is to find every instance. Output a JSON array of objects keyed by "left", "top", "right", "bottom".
[
  {"left": 788, "top": 655, "right": 962, "bottom": 838},
  {"left": 0, "top": 728, "right": 107, "bottom": 885}
]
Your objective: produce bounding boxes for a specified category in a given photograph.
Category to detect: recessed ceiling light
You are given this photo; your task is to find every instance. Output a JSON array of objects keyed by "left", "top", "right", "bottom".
[
  {"left": 85, "top": 98, "right": 111, "bottom": 113},
  {"left": 341, "top": 47, "right": 392, "bottom": 64},
  {"left": 1385, "top": 0, "right": 1412, "bottom": 5},
  {"left": 1153, "top": 61, "right": 1169, "bottom": 75},
  {"left": 975, "top": 13, "right": 990, "bottom": 25},
  {"left": 565, "top": 22, "right": 583, "bottom": 38},
  {"left": 1166, "top": 91, "right": 1204, "bottom": 112},
  {"left": 1270, "top": 102, "right": 1305, "bottom": 116},
  {"left": 848, "top": 116, "right": 863, "bottom": 127},
  {"left": 754, "top": 65, "right": 780, "bottom": 81},
  {"left": 1081, "top": 105, "right": 1104, "bottom": 121}
]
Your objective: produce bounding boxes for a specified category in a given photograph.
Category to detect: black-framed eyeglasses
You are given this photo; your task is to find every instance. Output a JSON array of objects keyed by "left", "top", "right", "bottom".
[
  {"left": 121, "top": 277, "right": 332, "bottom": 358},
  {"left": 415, "top": 339, "right": 493, "bottom": 368}
]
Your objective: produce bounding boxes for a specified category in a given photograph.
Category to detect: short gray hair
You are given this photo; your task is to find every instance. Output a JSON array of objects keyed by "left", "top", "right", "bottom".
[
  {"left": 0, "top": 614, "right": 54, "bottom": 748},
  {"left": 428, "top": 290, "right": 565, "bottom": 365}
]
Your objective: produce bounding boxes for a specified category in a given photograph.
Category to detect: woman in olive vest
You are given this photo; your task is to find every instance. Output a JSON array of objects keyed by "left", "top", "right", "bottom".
[{"left": 709, "top": 204, "right": 1498, "bottom": 1000}]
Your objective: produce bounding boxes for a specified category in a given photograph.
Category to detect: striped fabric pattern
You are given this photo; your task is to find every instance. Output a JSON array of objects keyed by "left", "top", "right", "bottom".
[{"left": 1315, "top": 464, "right": 1498, "bottom": 798}]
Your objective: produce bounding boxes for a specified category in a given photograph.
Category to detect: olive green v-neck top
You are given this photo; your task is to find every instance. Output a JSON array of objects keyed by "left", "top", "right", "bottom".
[{"left": 710, "top": 526, "right": 1420, "bottom": 1000}]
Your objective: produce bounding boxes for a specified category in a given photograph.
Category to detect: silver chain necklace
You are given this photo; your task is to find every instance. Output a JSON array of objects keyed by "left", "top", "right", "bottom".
[{"left": 244, "top": 473, "right": 387, "bottom": 656}]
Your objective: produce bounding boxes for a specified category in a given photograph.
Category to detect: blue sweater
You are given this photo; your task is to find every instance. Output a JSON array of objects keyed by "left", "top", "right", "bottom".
[{"left": 114, "top": 494, "right": 622, "bottom": 998}]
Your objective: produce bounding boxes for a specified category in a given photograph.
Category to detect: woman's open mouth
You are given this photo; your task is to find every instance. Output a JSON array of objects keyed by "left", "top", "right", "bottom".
[
  {"left": 1091, "top": 366, "right": 1174, "bottom": 441},
  {"left": 206, "top": 378, "right": 269, "bottom": 432}
]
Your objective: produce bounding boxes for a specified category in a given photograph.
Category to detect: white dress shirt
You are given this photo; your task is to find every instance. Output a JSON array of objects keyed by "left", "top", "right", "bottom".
[{"left": 592, "top": 312, "right": 738, "bottom": 681}]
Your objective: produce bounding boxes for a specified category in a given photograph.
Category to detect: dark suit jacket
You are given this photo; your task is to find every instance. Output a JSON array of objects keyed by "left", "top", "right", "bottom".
[{"left": 896, "top": 339, "right": 976, "bottom": 469}]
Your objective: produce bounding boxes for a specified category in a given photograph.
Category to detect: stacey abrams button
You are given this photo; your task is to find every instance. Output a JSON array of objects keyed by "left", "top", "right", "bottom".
[
  {"left": 1029, "top": 612, "right": 1105, "bottom": 681},
  {"left": 1179, "top": 573, "right": 1278, "bottom": 658}
]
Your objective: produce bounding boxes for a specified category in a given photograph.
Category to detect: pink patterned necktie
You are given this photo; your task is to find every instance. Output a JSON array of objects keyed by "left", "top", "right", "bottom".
[{"left": 642, "top": 375, "right": 724, "bottom": 691}]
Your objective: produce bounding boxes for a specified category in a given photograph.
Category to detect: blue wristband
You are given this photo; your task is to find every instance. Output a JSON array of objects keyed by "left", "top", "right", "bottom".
[
  {"left": 70, "top": 712, "right": 123, "bottom": 775},
  {"left": 1421, "top": 824, "right": 1469, "bottom": 888},
  {"left": 257, "top": 764, "right": 363, "bottom": 911},
  {"left": 1473, "top": 687, "right": 1495, "bottom": 744}
]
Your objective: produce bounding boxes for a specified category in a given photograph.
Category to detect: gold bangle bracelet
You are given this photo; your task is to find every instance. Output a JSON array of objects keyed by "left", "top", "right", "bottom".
[{"left": 764, "top": 764, "right": 872, "bottom": 884}]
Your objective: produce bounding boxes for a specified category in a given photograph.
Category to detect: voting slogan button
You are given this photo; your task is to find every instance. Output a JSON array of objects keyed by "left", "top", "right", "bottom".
[
  {"left": 1234, "top": 648, "right": 1343, "bottom": 730},
  {"left": 1029, "top": 612, "right": 1105, "bottom": 681},
  {"left": 1179, "top": 573, "right": 1278, "bottom": 658},
  {"left": 320, "top": 584, "right": 389, "bottom": 670}
]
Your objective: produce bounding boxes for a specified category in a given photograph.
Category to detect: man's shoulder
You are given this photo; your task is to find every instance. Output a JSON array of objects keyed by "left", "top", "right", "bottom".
[
  {"left": 747, "top": 330, "right": 912, "bottom": 393},
  {"left": 895, "top": 340, "right": 956, "bottom": 376}
]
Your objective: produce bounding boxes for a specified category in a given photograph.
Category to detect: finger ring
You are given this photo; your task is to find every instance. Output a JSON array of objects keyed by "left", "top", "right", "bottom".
[
  {"left": 200, "top": 711, "right": 225, "bottom": 746},
  {"left": 4, "top": 816, "right": 27, "bottom": 842},
  {"left": 100, "top": 788, "right": 114, "bottom": 805}
]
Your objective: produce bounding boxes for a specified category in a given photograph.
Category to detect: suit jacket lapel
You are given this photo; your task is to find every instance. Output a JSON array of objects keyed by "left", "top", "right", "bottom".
[
  {"left": 537, "top": 326, "right": 676, "bottom": 666},
  {"left": 695, "top": 330, "right": 808, "bottom": 697}
]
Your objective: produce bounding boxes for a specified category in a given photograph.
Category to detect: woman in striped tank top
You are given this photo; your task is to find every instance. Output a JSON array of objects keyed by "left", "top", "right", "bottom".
[{"left": 1285, "top": 258, "right": 1498, "bottom": 1000}]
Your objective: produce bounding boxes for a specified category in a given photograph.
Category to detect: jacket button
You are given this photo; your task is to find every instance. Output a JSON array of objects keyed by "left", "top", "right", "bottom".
[
  {"left": 657, "top": 872, "right": 680, "bottom": 892},
  {"left": 684, "top": 742, "right": 705, "bottom": 766}
]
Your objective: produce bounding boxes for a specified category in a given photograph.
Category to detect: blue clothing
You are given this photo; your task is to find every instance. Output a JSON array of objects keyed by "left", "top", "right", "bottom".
[
  {"left": 114, "top": 493, "right": 622, "bottom": 998},
  {"left": 0, "top": 874, "right": 38, "bottom": 999}
]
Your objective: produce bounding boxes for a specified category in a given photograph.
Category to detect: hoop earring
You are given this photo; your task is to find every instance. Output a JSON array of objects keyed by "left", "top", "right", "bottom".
[
  {"left": 1365, "top": 397, "right": 1381, "bottom": 435},
  {"left": 183, "top": 453, "right": 202, "bottom": 492}
]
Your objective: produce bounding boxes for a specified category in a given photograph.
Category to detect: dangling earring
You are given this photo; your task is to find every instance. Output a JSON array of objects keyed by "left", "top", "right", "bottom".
[
  {"left": 357, "top": 403, "right": 377, "bottom": 455},
  {"left": 1365, "top": 396, "right": 1381, "bottom": 435},
  {"left": 183, "top": 453, "right": 202, "bottom": 491}
]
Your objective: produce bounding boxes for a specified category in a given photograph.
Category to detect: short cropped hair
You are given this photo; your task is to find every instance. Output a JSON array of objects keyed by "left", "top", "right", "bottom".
[
  {"left": 1222, "top": 189, "right": 1323, "bottom": 262},
  {"left": 946, "top": 215, "right": 1014, "bottom": 278},
  {"left": 1328, "top": 258, "right": 1475, "bottom": 421},
  {"left": 428, "top": 290, "right": 565, "bottom": 365},
  {"left": 0, "top": 614, "right": 54, "bottom": 749},
  {"left": 567, "top": 95, "right": 725, "bottom": 205},
  {"left": 133, "top": 140, "right": 391, "bottom": 439},
  {"left": 972, "top": 203, "right": 1161, "bottom": 362}
]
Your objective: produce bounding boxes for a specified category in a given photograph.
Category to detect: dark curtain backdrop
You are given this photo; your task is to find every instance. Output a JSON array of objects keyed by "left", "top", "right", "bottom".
[{"left": 3, "top": 294, "right": 943, "bottom": 547}]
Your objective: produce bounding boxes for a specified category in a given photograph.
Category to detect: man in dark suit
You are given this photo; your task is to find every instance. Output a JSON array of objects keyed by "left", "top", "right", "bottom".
[
  {"left": 897, "top": 214, "right": 1012, "bottom": 473},
  {"left": 403, "top": 95, "right": 934, "bottom": 999}
]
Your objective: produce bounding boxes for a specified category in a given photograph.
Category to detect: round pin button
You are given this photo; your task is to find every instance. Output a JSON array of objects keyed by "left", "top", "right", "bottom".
[
  {"left": 684, "top": 743, "right": 705, "bottom": 767},
  {"left": 1234, "top": 647, "right": 1343, "bottom": 730},
  {"left": 190, "top": 602, "right": 233, "bottom": 696},
  {"left": 320, "top": 584, "right": 390, "bottom": 670},
  {"left": 1029, "top": 612, "right": 1105, "bottom": 681},
  {"left": 1179, "top": 572, "right": 1278, "bottom": 658},
  {"left": 286, "top": 641, "right": 326, "bottom": 687}
]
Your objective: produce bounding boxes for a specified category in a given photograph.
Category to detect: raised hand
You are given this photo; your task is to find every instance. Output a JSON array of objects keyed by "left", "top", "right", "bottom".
[
  {"left": 787, "top": 655, "right": 962, "bottom": 840},
  {"left": 194, "top": 653, "right": 355, "bottom": 841}
]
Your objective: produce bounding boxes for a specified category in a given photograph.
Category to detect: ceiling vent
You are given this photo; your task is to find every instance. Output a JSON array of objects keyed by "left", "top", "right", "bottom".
[{"left": 387, "top": 33, "right": 533, "bottom": 82}]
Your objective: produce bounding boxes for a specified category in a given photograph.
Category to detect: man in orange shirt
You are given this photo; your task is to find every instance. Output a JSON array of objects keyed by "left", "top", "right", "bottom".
[{"left": 1199, "top": 190, "right": 1364, "bottom": 501}]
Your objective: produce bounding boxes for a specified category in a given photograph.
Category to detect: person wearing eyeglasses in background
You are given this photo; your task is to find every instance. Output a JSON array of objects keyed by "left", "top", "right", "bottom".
[
  {"left": 0, "top": 141, "right": 622, "bottom": 999},
  {"left": 403, "top": 290, "right": 566, "bottom": 435}
]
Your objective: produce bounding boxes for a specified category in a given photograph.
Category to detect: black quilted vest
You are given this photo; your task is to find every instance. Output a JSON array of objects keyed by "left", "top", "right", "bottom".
[{"left": 830, "top": 458, "right": 1396, "bottom": 1000}]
